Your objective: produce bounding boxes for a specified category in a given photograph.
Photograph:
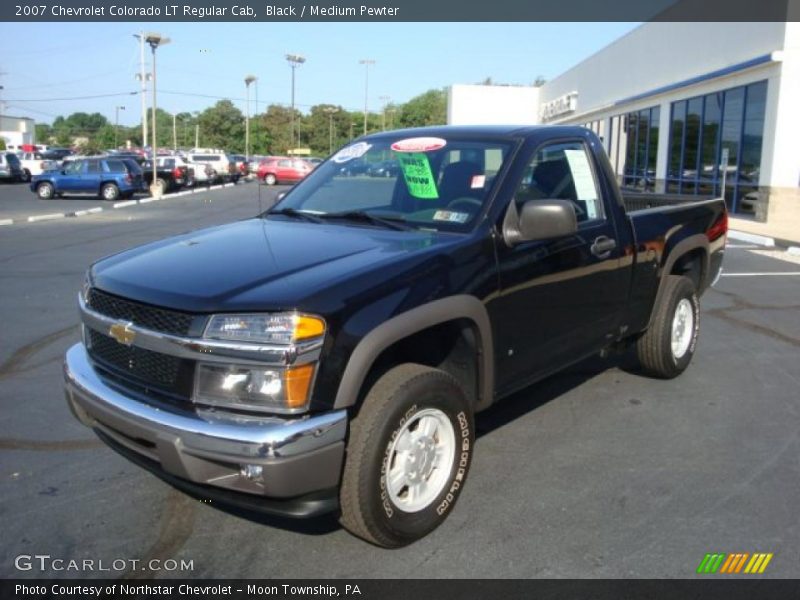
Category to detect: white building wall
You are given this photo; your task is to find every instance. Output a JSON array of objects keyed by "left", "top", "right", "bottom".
[
  {"left": 539, "top": 22, "right": 787, "bottom": 115},
  {"left": 767, "top": 22, "right": 800, "bottom": 189},
  {"left": 448, "top": 84, "right": 540, "bottom": 126}
]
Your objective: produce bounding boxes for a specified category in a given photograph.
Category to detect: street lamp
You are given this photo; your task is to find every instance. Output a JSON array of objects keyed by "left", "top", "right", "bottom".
[
  {"left": 379, "top": 95, "right": 390, "bottom": 131},
  {"left": 359, "top": 59, "right": 375, "bottom": 135},
  {"left": 244, "top": 75, "right": 257, "bottom": 163},
  {"left": 285, "top": 54, "right": 305, "bottom": 153},
  {"left": 145, "top": 32, "right": 170, "bottom": 198},
  {"left": 322, "top": 107, "right": 339, "bottom": 155},
  {"left": 114, "top": 106, "right": 125, "bottom": 149}
]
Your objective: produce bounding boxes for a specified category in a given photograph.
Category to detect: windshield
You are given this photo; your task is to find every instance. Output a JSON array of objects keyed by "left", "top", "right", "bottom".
[{"left": 269, "top": 134, "right": 514, "bottom": 232}]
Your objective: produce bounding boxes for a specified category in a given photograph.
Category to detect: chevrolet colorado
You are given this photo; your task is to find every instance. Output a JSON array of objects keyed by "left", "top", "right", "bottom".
[{"left": 64, "top": 126, "right": 727, "bottom": 547}]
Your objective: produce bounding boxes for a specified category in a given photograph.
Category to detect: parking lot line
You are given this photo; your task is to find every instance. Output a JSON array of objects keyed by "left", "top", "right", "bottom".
[
  {"left": 73, "top": 207, "right": 103, "bottom": 216},
  {"left": 27, "top": 213, "right": 65, "bottom": 222},
  {"left": 0, "top": 219, "right": 13, "bottom": 226},
  {"left": 721, "top": 272, "right": 800, "bottom": 277},
  {"left": 113, "top": 200, "right": 139, "bottom": 209}
]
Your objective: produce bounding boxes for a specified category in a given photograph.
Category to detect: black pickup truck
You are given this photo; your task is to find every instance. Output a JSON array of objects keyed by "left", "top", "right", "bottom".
[{"left": 64, "top": 126, "right": 727, "bottom": 548}]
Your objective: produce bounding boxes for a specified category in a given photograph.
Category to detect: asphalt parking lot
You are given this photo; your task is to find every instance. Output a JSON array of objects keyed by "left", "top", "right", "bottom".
[{"left": 0, "top": 182, "right": 798, "bottom": 579}]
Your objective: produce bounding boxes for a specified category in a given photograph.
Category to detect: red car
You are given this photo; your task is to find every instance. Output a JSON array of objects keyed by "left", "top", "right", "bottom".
[{"left": 257, "top": 157, "right": 312, "bottom": 185}]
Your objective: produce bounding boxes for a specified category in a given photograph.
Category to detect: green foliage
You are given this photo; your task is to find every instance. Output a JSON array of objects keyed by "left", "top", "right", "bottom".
[
  {"left": 197, "top": 100, "right": 245, "bottom": 152},
  {"left": 37, "top": 87, "right": 452, "bottom": 155},
  {"left": 397, "top": 89, "right": 447, "bottom": 128}
]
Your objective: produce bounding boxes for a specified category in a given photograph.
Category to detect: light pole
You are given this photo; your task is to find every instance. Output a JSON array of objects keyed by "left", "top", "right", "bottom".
[
  {"left": 359, "top": 59, "right": 375, "bottom": 135},
  {"left": 244, "top": 75, "right": 256, "bottom": 164},
  {"left": 133, "top": 33, "right": 152, "bottom": 148},
  {"left": 146, "top": 32, "right": 170, "bottom": 198},
  {"left": 114, "top": 106, "right": 125, "bottom": 149},
  {"left": 285, "top": 54, "right": 305, "bottom": 153},
  {"left": 379, "top": 95, "right": 390, "bottom": 131},
  {"left": 323, "top": 107, "right": 338, "bottom": 155}
]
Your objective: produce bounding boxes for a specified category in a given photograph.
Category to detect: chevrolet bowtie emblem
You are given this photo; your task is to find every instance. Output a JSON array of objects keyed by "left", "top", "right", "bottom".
[{"left": 109, "top": 322, "right": 136, "bottom": 346}]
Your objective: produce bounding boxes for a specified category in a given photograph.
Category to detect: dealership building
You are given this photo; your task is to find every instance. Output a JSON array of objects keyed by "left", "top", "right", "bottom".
[{"left": 448, "top": 22, "right": 800, "bottom": 241}]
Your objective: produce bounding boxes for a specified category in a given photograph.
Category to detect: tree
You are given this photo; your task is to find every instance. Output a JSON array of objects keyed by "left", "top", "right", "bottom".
[
  {"left": 258, "top": 104, "right": 299, "bottom": 155},
  {"left": 397, "top": 89, "right": 447, "bottom": 128},
  {"left": 533, "top": 75, "right": 546, "bottom": 87},
  {"left": 196, "top": 100, "right": 245, "bottom": 151},
  {"left": 35, "top": 123, "right": 53, "bottom": 144}
]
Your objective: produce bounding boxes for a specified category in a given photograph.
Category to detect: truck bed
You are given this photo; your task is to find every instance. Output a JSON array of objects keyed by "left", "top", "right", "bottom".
[{"left": 620, "top": 188, "right": 717, "bottom": 213}]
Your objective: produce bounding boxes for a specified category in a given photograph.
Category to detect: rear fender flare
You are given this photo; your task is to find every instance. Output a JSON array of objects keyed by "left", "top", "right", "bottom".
[
  {"left": 647, "top": 234, "right": 709, "bottom": 329},
  {"left": 333, "top": 295, "right": 495, "bottom": 412}
]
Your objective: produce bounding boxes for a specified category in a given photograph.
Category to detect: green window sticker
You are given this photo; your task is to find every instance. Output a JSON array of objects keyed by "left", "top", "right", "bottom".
[{"left": 396, "top": 152, "right": 439, "bottom": 199}]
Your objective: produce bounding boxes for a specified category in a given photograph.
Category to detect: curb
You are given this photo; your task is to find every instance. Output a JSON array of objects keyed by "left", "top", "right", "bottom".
[
  {"left": 728, "top": 229, "right": 800, "bottom": 252},
  {"left": 0, "top": 181, "right": 250, "bottom": 227}
]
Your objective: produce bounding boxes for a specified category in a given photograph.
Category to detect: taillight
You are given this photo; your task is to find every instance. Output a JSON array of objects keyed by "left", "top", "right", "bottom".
[
  {"left": 125, "top": 174, "right": 132, "bottom": 183},
  {"left": 173, "top": 167, "right": 182, "bottom": 178},
  {"left": 707, "top": 207, "right": 728, "bottom": 242}
]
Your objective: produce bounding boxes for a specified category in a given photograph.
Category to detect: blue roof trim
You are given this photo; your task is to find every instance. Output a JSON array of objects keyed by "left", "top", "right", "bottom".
[{"left": 614, "top": 53, "right": 774, "bottom": 106}]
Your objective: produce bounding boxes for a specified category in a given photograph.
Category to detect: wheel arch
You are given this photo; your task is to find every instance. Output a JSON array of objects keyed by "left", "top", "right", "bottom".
[
  {"left": 333, "top": 295, "right": 495, "bottom": 413},
  {"left": 646, "top": 234, "right": 709, "bottom": 329}
]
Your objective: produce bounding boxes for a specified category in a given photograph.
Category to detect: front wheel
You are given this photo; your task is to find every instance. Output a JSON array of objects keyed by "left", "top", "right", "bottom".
[
  {"left": 339, "top": 364, "right": 474, "bottom": 548},
  {"left": 636, "top": 275, "right": 700, "bottom": 378},
  {"left": 264, "top": 173, "right": 277, "bottom": 186}
]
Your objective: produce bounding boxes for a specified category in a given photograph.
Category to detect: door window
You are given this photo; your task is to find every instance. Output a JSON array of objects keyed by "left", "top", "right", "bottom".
[
  {"left": 86, "top": 160, "right": 101, "bottom": 174},
  {"left": 516, "top": 141, "right": 604, "bottom": 224},
  {"left": 65, "top": 160, "right": 83, "bottom": 175}
]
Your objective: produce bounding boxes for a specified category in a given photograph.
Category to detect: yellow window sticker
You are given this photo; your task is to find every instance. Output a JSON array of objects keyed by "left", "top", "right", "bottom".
[{"left": 397, "top": 152, "right": 438, "bottom": 199}]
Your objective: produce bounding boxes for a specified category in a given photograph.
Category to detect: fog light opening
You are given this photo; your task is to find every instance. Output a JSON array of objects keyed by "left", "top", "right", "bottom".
[{"left": 240, "top": 464, "right": 263, "bottom": 481}]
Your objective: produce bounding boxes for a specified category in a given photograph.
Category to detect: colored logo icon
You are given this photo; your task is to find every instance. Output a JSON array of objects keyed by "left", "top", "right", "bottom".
[{"left": 697, "top": 553, "right": 774, "bottom": 574}]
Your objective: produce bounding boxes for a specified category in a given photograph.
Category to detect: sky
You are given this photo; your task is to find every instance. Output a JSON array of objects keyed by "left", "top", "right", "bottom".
[{"left": 0, "top": 22, "right": 639, "bottom": 126}]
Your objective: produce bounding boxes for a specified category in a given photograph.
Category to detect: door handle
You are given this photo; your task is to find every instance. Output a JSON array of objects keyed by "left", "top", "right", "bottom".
[{"left": 590, "top": 236, "right": 617, "bottom": 258}]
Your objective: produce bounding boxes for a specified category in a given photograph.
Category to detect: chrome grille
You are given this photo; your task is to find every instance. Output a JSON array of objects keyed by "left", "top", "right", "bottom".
[
  {"left": 88, "top": 329, "right": 183, "bottom": 391},
  {"left": 87, "top": 288, "right": 194, "bottom": 336}
]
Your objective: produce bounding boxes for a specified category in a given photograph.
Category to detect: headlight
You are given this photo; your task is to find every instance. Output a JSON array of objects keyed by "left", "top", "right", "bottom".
[
  {"left": 194, "top": 362, "right": 315, "bottom": 412},
  {"left": 80, "top": 270, "right": 92, "bottom": 303},
  {"left": 204, "top": 313, "right": 325, "bottom": 344}
]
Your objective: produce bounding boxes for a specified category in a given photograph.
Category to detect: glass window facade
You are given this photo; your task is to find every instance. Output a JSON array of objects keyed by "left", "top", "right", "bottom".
[
  {"left": 666, "top": 80, "right": 767, "bottom": 214},
  {"left": 601, "top": 107, "right": 661, "bottom": 190}
]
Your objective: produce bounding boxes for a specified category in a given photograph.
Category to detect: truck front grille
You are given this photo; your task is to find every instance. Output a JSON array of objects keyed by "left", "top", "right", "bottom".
[
  {"left": 87, "top": 330, "right": 192, "bottom": 398},
  {"left": 87, "top": 288, "right": 195, "bottom": 336}
]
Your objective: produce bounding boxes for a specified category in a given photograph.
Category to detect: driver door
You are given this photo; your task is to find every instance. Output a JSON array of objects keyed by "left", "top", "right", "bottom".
[{"left": 492, "top": 139, "right": 628, "bottom": 393}]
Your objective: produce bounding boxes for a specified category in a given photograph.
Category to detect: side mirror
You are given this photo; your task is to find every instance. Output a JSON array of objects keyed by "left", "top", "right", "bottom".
[{"left": 503, "top": 199, "right": 577, "bottom": 245}]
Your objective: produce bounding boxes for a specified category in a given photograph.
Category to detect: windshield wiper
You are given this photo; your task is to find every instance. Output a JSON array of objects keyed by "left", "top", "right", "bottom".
[
  {"left": 319, "top": 210, "right": 412, "bottom": 231},
  {"left": 266, "top": 207, "right": 324, "bottom": 224}
]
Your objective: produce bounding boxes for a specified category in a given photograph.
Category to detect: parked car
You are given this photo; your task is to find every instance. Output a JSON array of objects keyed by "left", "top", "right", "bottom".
[
  {"left": 64, "top": 125, "right": 727, "bottom": 548},
  {"left": 186, "top": 150, "right": 237, "bottom": 184},
  {"left": 229, "top": 154, "right": 249, "bottom": 177},
  {"left": 31, "top": 156, "right": 144, "bottom": 200},
  {"left": 0, "top": 152, "right": 24, "bottom": 182},
  {"left": 337, "top": 159, "right": 371, "bottom": 177},
  {"left": 17, "top": 152, "right": 58, "bottom": 182},
  {"left": 141, "top": 157, "right": 195, "bottom": 192},
  {"left": 367, "top": 159, "right": 400, "bottom": 178},
  {"left": 256, "top": 157, "right": 312, "bottom": 185},
  {"left": 41, "top": 148, "right": 74, "bottom": 161},
  {"left": 306, "top": 157, "right": 324, "bottom": 168}
]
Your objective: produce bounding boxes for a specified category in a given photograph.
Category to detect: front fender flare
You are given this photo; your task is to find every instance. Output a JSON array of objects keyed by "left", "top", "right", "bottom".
[{"left": 333, "top": 295, "right": 495, "bottom": 412}]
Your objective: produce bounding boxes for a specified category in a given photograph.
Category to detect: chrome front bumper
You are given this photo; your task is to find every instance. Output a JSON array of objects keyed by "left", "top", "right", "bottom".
[{"left": 64, "top": 343, "right": 347, "bottom": 501}]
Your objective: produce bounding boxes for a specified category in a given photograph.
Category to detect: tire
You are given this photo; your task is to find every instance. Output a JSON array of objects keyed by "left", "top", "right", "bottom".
[
  {"left": 339, "top": 364, "right": 474, "bottom": 548},
  {"left": 100, "top": 183, "right": 120, "bottom": 201},
  {"left": 36, "top": 182, "right": 55, "bottom": 199},
  {"left": 22, "top": 169, "right": 32, "bottom": 183},
  {"left": 264, "top": 173, "right": 277, "bottom": 186},
  {"left": 636, "top": 275, "right": 700, "bottom": 379},
  {"left": 155, "top": 178, "right": 168, "bottom": 193}
]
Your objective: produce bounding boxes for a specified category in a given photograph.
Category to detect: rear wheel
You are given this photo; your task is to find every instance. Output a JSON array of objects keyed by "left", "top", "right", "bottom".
[
  {"left": 36, "top": 182, "right": 54, "bottom": 199},
  {"left": 339, "top": 364, "right": 474, "bottom": 548},
  {"left": 636, "top": 275, "right": 699, "bottom": 378},
  {"left": 100, "top": 183, "right": 120, "bottom": 201},
  {"left": 22, "top": 169, "right": 32, "bottom": 183}
]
